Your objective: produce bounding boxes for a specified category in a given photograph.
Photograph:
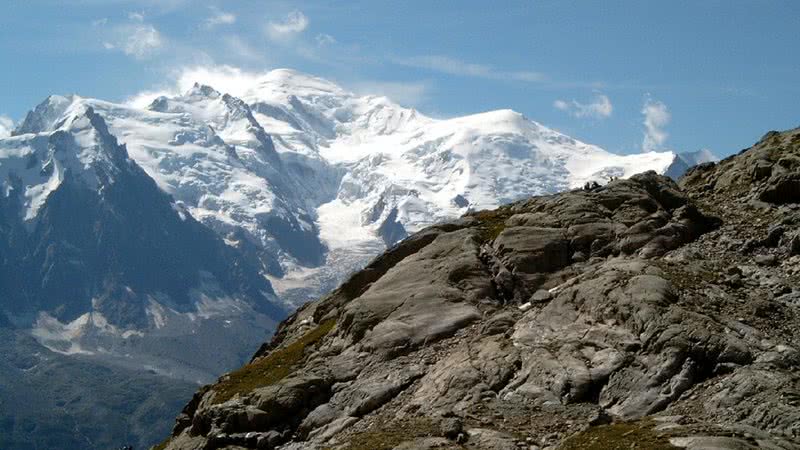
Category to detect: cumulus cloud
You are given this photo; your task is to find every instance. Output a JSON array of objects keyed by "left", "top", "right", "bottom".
[
  {"left": 641, "top": 96, "right": 671, "bottom": 152},
  {"left": 203, "top": 7, "right": 236, "bottom": 29},
  {"left": 0, "top": 116, "right": 14, "bottom": 138},
  {"left": 553, "top": 93, "right": 613, "bottom": 119},
  {"left": 266, "top": 10, "right": 308, "bottom": 40},
  {"left": 393, "top": 55, "right": 544, "bottom": 83},
  {"left": 127, "top": 11, "right": 145, "bottom": 22}
]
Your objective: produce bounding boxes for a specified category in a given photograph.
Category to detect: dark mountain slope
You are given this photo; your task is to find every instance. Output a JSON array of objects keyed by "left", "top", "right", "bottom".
[
  {"left": 0, "top": 107, "right": 283, "bottom": 328},
  {"left": 0, "top": 106, "right": 288, "bottom": 450},
  {"left": 0, "top": 329, "right": 195, "bottom": 450}
]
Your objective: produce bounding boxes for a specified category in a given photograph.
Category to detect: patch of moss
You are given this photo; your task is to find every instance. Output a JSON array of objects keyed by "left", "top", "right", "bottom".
[
  {"left": 151, "top": 437, "right": 170, "bottom": 450},
  {"left": 471, "top": 208, "right": 513, "bottom": 242},
  {"left": 212, "top": 319, "right": 336, "bottom": 405},
  {"left": 655, "top": 261, "right": 718, "bottom": 291},
  {"left": 337, "top": 417, "right": 444, "bottom": 450},
  {"left": 558, "top": 421, "right": 678, "bottom": 450}
]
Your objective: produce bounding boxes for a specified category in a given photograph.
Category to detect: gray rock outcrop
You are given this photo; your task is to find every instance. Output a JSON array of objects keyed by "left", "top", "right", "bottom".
[{"left": 157, "top": 127, "right": 800, "bottom": 450}]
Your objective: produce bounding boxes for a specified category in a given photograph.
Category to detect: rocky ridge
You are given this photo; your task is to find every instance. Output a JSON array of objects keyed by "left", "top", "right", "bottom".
[{"left": 158, "top": 128, "right": 800, "bottom": 450}]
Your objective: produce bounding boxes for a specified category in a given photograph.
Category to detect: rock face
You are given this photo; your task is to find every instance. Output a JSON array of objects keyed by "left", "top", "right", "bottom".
[{"left": 160, "top": 128, "right": 800, "bottom": 450}]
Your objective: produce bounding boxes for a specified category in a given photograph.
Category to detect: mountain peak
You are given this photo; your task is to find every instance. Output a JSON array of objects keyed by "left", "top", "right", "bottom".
[
  {"left": 13, "top": 94, "right": 80, "bottom": 136},
  {"left": 243, "top": 68, "right": 348, "bottom": 105},
  {"left": 0, "top": 104, "right": 131, "bottom": 222},
  {"left": 264, "top": 68, "right": 343, "bottom": 91},
  {"left": 186, "top": 82, "right": 222, "bottom": 99},
  {"left": 449, "top": 108, "right": 534, "bottom": 131}
]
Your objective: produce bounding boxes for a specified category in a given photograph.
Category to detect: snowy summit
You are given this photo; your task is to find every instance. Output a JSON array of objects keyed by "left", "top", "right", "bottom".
[{"left": 4, "top": 68, "right": 686, "bottom": 306}]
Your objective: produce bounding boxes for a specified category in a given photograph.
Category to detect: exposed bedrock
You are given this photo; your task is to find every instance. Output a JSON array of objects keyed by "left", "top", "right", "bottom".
[{"left": 161, "top": 128, "right": 800, "bottom": 450}]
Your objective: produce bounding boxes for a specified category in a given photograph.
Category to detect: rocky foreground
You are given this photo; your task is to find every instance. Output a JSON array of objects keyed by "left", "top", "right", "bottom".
[{"left": 158, "top": 127, "right": 800, "bottom": 450}]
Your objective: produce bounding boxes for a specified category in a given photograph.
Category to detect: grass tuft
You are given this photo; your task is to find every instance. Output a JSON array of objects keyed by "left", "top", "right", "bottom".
[
  {"left": 211, "top": 319, "right": 336, "bottom": 405},
  {"left": 151, "top": 437, "right": 170, "bottom": 450},
  {"left": 471, "top": 208, "right": 513, "bottom": 243},
  {"left": 336, "top": 417, "right": 441, "bottom": 450},
  {"left": 558, "top": 421, "right": 678, "bottom": 450}
]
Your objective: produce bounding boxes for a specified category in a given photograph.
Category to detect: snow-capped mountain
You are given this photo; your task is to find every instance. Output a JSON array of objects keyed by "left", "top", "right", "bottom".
[
  {"left": 7, "top": 69, "right": 685, "bottom": 308},
  {"left": 0, "top": 67, "right": 697, "bottom": 450},
  {"left": 15, "top": 88, "right": 337, "bottom": 277},
  {"left": 1, "top": 67, "right": 692, "bottom": 347},
  {"left": 0, "top": 98, "right": 294, "bottom": 449},
  {"left": 2, "top": 102, "right": 284, "bottom": 381},
  {"left": 205, "top": 69, "right": 678, "bottom": 301}
]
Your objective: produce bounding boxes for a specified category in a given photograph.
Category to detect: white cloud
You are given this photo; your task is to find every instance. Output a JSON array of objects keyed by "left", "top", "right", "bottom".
[
  {"left": 173, "top": 66, "right": 264, "bottom": 97},
  {"left": 641, "top": 96, "right": 671, "bottom": 152},
  {"left": 316, "top": 33, "right": 336, "bottom": 46},
  {"left": 553, "top": 93, "right": 613, "bottom": 119},
  {"left": 126, "top": 66, "right": 429, "bottom": 112},
  {"left": 126, "top": 66, "right": 264, "bottom": 101},
  {"left": 0, "top": 116, "right": 14, "bottom": 138},
  {"left": 124, "top": 89, "right": 172, "bottom": 109},
  {"left": 120, "top": 23, "right": 163, "bottom": 58},
  {"left": 203, "top": 7, "right": 236, "bottom": 29},
  {"left": 393, "top": 55, "right": 544, "bottom": 83},
  {"left": 267, "top": 10, "right": 309, "bottom": 40},
  {"left": 352, "top": 81, "right": 430, "bottom": 107},
  {"left": 98, "top": 13, "right": 164, "bottom": 59},
  {"left": 553, "top": 100, "right": 569, "bottom": 110}
]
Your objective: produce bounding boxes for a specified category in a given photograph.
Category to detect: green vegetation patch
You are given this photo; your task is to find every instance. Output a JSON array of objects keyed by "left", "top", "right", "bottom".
[
  {"left": 558, "top": 421, "right": 678, "bottom": 450},
  {"left": 654, "top": 260, "right": 718, "bottom": 291},
  {"left": 212, "top": 319, "right": 336, "bottom": 405},
  {"left": 472, "top": 207, "right": 514, "bottom": 242},
  {"left": 337, "top": 417, "right": 443, "bottom": 450},
  {"left": 151, "top": 437, "right": 170, "bottom": 450}
]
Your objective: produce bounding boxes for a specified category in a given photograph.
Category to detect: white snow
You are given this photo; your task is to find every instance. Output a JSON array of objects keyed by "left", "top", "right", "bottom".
[
  {"left": 30, "top": 311, "right": 145, "bottom": 356},
  {"left": 0, "top": 103, "right": 125, "bottom": 221},
  {"left": 316, "top": 198, "right": 381, "bottom": 250},
  {"left": 1, "top": 67, "right": 681, "bottom": 307}
]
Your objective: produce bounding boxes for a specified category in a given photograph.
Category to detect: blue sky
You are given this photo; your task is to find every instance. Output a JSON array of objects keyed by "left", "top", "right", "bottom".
[{"left": 0, "top": 0, "right": 798, "bottom": 156}]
